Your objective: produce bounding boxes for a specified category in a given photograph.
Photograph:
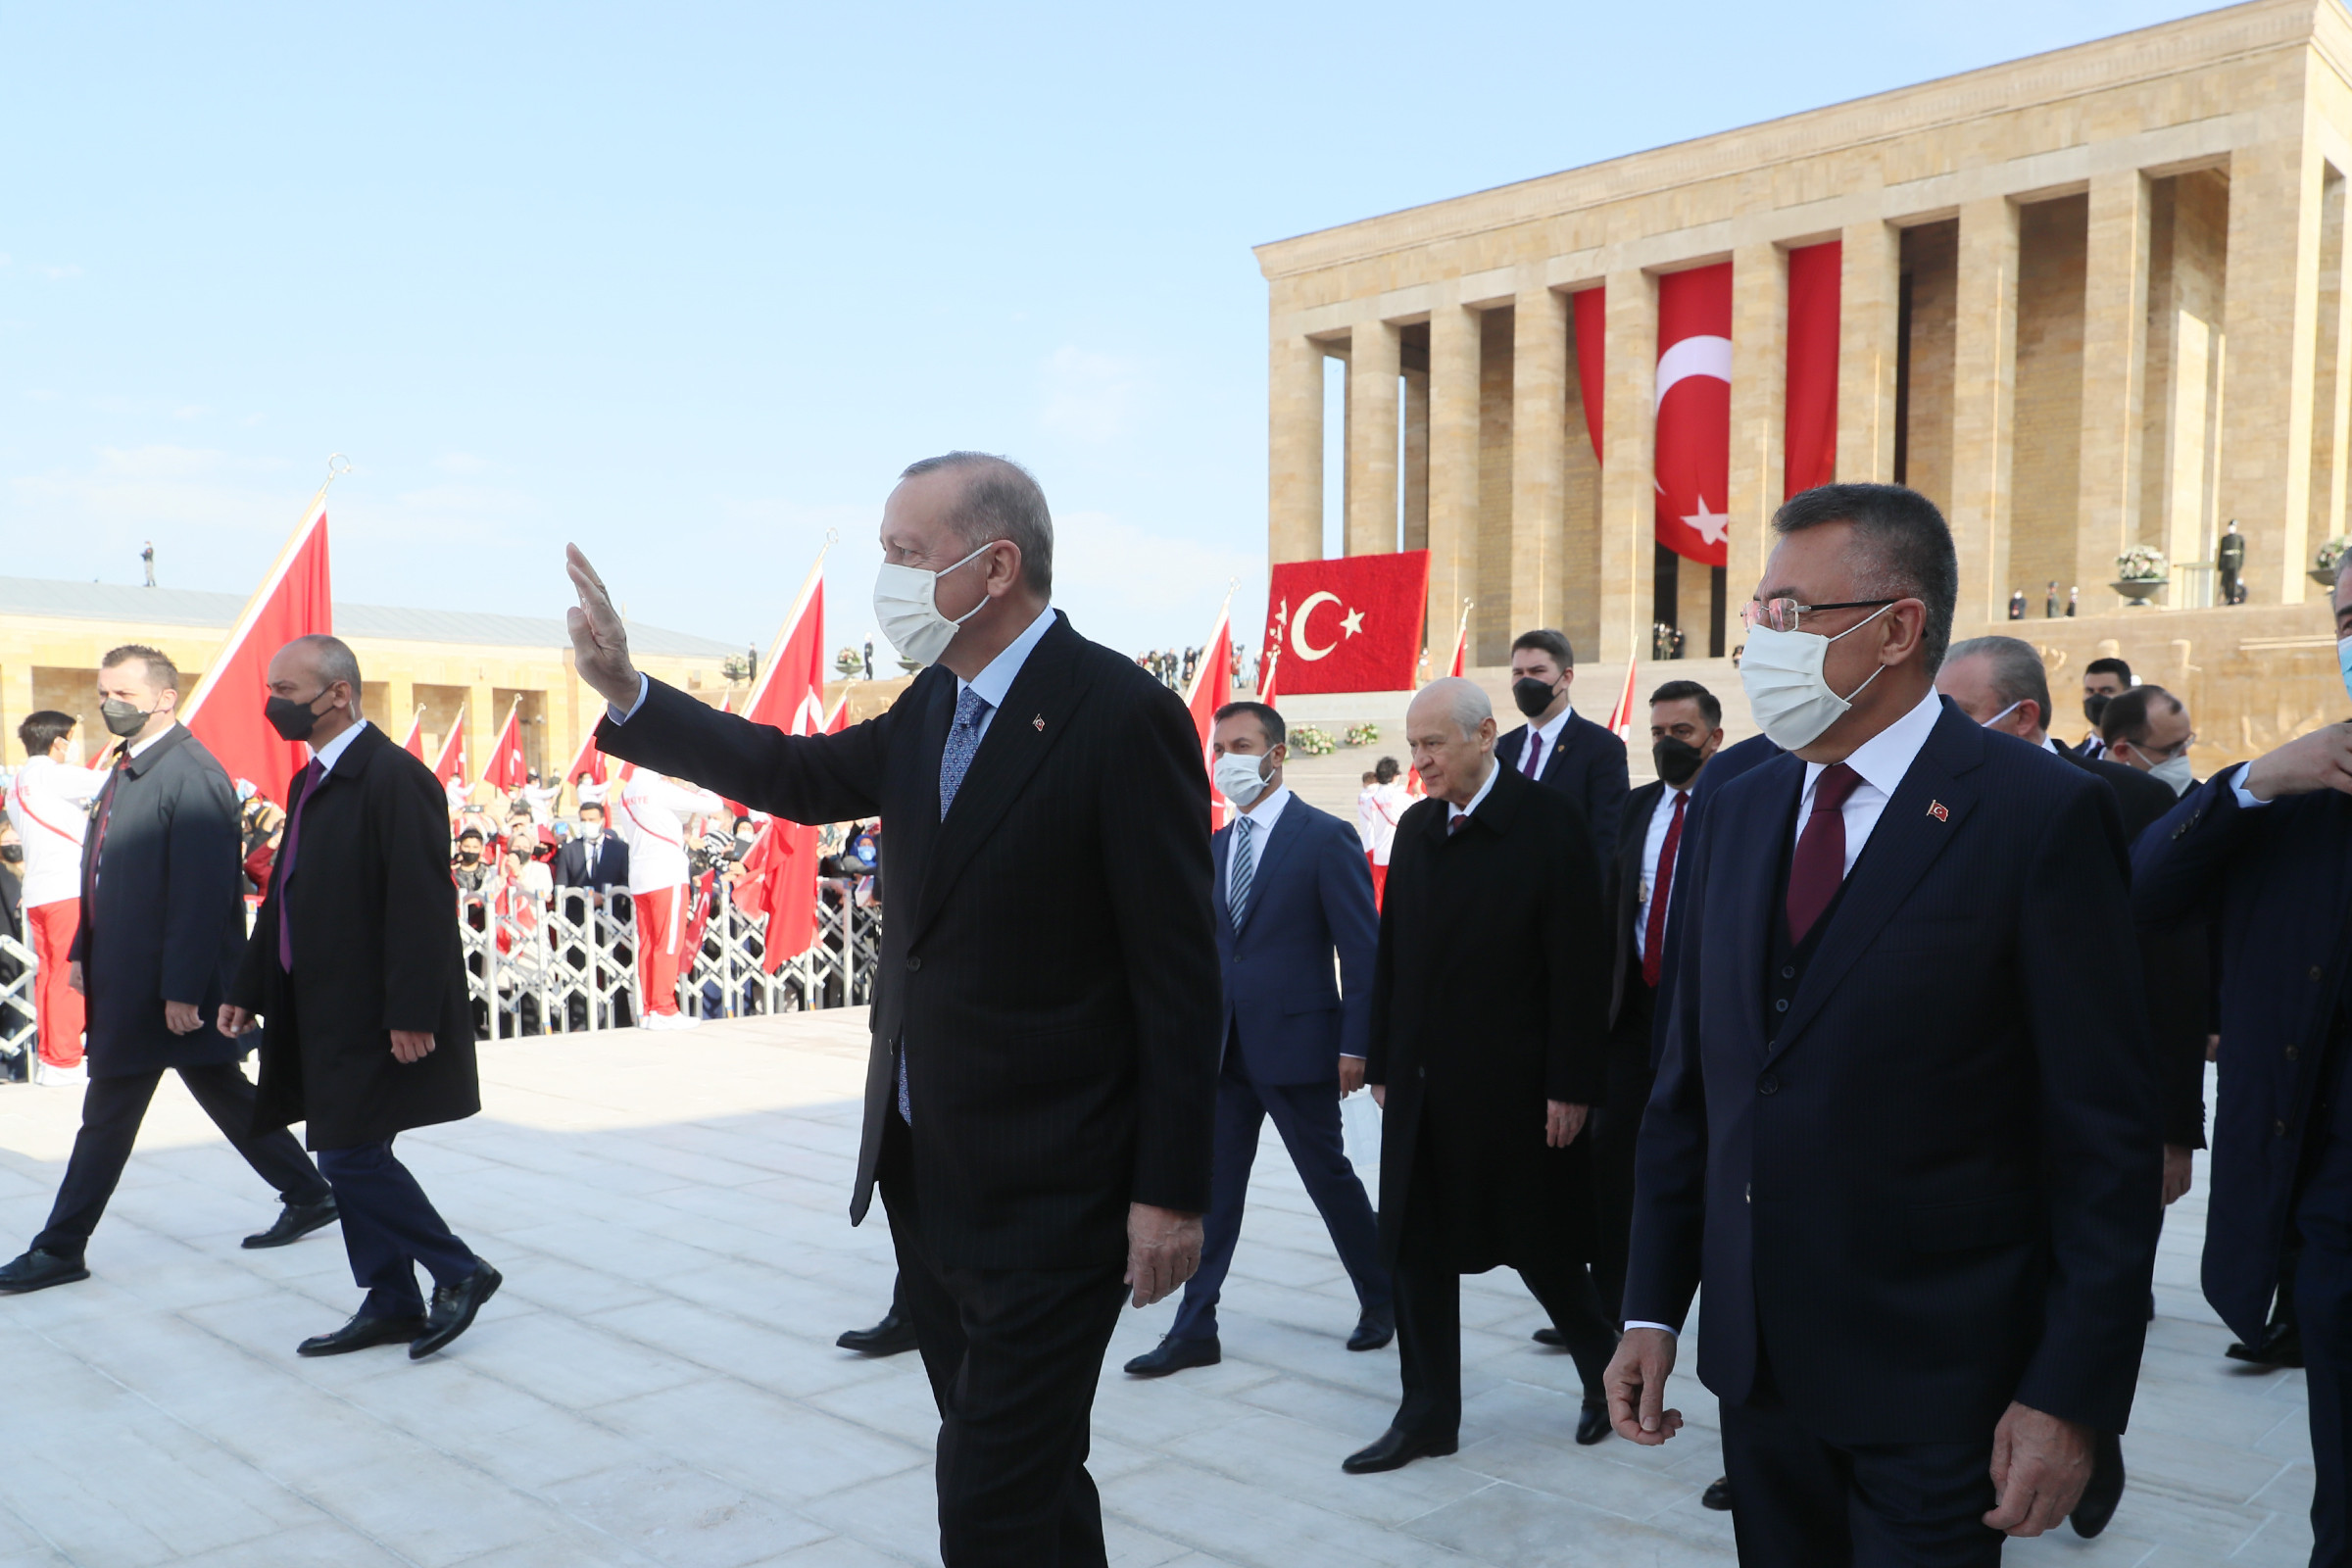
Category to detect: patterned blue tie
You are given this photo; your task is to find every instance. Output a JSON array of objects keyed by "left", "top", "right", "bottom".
[
  {"left": 905, "top": 684, "right": 995, "bottom": 1123},
  {"left": 1229, "top": 816, "right": 1255, "bottom": 931}
]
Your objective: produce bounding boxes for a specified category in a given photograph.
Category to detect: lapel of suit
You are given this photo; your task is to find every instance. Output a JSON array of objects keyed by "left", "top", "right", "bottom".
[
  {"left": 909, "top": 617, "right": 1088, "bottom": 940},
  {"left": 1768, "top": 707, "right": 1983, "bottom": 1061},
  {"left": 1727, "top": 758, "right": 1801, "bottom": 1051},
  {"left": 1539, "top": 717, "right": 1573, "bottom": 784},
  {"left": 1618, "top": 780, "right": 1661, "bottom": 922},
  {"left": 1233, "top": 802, "right": 1302, "bottom": 939},
  {"left": 1210, "top": 822, "right": 1232, "bottom": 928}
]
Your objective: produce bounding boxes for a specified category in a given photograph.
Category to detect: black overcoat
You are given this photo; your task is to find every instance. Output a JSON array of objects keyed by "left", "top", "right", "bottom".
[
  {"left": 596, "top": 612, "right": 1221, "bottom": 1272},
  {"left": 69, "top": 725, "right": 253, "bottom": 1076},
  {"left": 1366, "top": 760, "right": 1610, "bottom": 1271},
  {"left": 232, "top": 723, "right": 479, "bottom": 1149}
]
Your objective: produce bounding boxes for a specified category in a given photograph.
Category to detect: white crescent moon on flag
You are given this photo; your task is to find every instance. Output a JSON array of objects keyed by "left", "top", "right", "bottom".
[
  {"left": 1291, "top": 591, "right": 1341, "bottom": 661},
  {"left": 792, "top": 692, "right": 826, "bottom": 735},
  {"left": 1654, "top": 334, "right": 1733, "bottom": 409}
]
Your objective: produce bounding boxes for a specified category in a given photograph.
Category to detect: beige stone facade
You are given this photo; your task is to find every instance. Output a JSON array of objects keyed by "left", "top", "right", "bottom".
[{"left": 1255, "top": 0, "right": 2352, "bottom": 761}]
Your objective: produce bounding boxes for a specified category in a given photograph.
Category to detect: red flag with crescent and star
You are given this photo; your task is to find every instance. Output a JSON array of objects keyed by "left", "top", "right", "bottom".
[
  {"left": 1653, "top": 262, "right": 1734, "bottom": 567},
  {"left": 734, "top": 553, "right": 828, "bottom": 961},
  {"left": 179, "top": 483, "right": 332, "bottom": 808},
  {"left": 1262, "top": 551, "right": 1430, "bottom": 695}
]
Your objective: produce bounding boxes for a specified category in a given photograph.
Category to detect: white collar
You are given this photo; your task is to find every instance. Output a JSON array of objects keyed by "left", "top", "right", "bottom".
[
  {"left": 957, "top": 604, "right": 1057, "bottom": 712},
  {"left": 123, "top": 721, "right": 178, "bottom": 761},
  {"left": 2039, "top": 735, "right": 2062, "bottom": 754},
  {"left": 1528, "top": 702, "right": 1575, "bottom": 748},
  {"left": 311, "top": 720, "right": 370, "bottom": 776},
  {"left": 1803, "top": 686, "right": 1944, "bottom": 802},
  {"left": 1234, "top": 784, "right": 1292, "bottom": 834},
  {"left": 1447, "top": 760, "right": 1501, "bottom": 823}
]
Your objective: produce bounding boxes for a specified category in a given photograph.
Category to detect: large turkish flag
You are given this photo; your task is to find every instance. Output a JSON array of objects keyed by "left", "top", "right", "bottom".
[
  {"left": 1654, "top": 262, "right": 1734, "bottom": 567},
  {"left": 1264, "top": 551, "right": 1431, "bottom": 695},
  {"left": 179, "top": 487, "right": 331, "bottom": 808}
]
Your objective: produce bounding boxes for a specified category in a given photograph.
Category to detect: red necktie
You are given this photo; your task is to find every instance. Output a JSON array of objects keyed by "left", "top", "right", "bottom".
[
  {"left": 1641, "top": 791, "right": 1689, "bottom": 988},
  {"left": 87, "top": 748, "right": 130, "bottom": 885},
  {"left": 1787, "top": 762, "right": 1863, "bottom": 945}
]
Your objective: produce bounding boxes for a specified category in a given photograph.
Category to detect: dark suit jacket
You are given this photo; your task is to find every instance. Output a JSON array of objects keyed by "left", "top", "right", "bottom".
[
  {"left": 1627, "top": 702, "right": 2161, "bottom": 1443},
  {"left": 553, "top": 833, "right": 629, "bottom": 891},
  {"left": 1211, "top": 797, "right": 1377, "bottom": 1086},
  {"left": 1606, "top": 780, "right": 1679, "bottom": 1034},
  {"left": 1368, "top": 762, "right": 1609, "bottom": 1269},
  {"left": 2132, "top": 766, "right": 2352, "bottom": 1345},
  {"left": 234, "top": 724, "right": 478, "bottom": 1150},
  {"left": 597, "top": 612, "right": 1221, "bottom": 1271},
  {"left": 71, "top": 725, "right": 252, "bottom": 1077},
  {"left": 1494, "top": 709, "right": 1629, "bottom": 865},
  {"left": 2059, "top": 748, "right": 2175, "bottom": 841}
]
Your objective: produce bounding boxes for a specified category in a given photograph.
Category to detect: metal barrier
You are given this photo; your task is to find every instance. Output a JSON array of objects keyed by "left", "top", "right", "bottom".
[
  {"left": 0, "top": 929, "right": 34, "bottom": 1063},
  {"left": 460, "top": 887, "right": 877, "bottom": 1039}
]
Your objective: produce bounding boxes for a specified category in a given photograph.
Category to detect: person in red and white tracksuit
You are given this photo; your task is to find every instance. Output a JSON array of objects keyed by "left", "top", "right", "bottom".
[
  {"left": 7, "top": 712, "right": 106, "bottom": 1082},
  {"left": 613, "top": 769, "right": 721, "bottom": 1030}
]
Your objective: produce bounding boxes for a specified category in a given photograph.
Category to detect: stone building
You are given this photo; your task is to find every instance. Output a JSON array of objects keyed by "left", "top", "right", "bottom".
[{"left": 1254, "top": 0, "right": 2352, "bottom": 760}]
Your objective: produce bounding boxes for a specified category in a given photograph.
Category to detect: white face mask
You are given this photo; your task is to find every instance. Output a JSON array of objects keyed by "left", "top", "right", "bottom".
[
  {"left": 1738, "top": 604, "right": 1895, "bottom": 753},
  {"left": 2338, "top": 636, "right": 2352, "bottom": 706},
  {"left": 580, "top": 822, "right": 603, "bottom": 841},
  {"left": 872, "top": 543, "right": 995, "bottom": 666},
  {"left": 1213, "top": 751, "right": 1274, "bottom": 808},
  {"left": 2147, "top": 752, "right": 2195, "bottom": 796},
  {"left": 1978, "top": 699, "right": 2024, "bottom": 732}
]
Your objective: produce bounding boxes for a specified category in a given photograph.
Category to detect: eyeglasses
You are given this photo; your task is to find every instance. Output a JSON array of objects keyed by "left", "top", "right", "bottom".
[{"left": 1739, "top": 597, "right": 1898, "bottom": 634}]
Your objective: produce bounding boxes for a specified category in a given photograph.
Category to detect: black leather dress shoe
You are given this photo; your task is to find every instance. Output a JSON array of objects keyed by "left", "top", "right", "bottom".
[
  {"left": 1576, "top": 1396, "right": 1612, "bottom": 1446},
  {"left": 297, "top": 1312, "right": 427, "bottom": 1357},
  {"left": 2070, "top": 1430, "right": 2125, "bottom": 1539},
  {"left": 242, "top": 1196, "right": 339, "bottom": 1250},
  {"left": 2227, "top": 1323, "right": 2304, "bottom": 1368},
  {"left": 1124, "top": 1335, "right": 1220, "bottom": 1377},
  {"left": 1348, "top": 1309, "right": 1395, "bottom": 1351},
  {"left": 1532, "top": 1326, "right": 1566, "bottom": 1348},
  {"left": 1344, "top": 1425, "right": 1457, "bottom": 1474},
  {"left": 409, "top": 1262, "right": 502, "bottom": 1358},
  {"left": 836, "top": 1310, "right": 919, "bottom": 1356},
  {"left": 1700, "top": 1476, "right": 1734, "bottom": 1511},
  {"left": 0, "top": 1249, "right": 88, "bottom": 1295}
]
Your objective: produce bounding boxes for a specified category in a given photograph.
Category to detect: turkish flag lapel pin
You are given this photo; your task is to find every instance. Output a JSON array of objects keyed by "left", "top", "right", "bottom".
[
  {"left": 1928, "top": 800, "right": 1949, "bottom": 822},
  {"left": 1032, "top": 714, "right": 1045, "bottom": 732}
]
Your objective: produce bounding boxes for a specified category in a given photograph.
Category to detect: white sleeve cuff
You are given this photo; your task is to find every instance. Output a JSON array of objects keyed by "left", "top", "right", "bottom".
[
  {"left": 1623, "top": 1320, "right": 1679, "bottom": 1337},
  {"left": 607, "top": 673, "right": 650, "bottom": 725},
  {"left": 2228, "top": 761, "right": 2271, "bottom": 809}
]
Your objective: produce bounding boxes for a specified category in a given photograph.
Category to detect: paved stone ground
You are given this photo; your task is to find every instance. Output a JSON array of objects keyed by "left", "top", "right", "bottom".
[{"left": 0, "top": 1018, "right": 2313, "bottom": 1567}]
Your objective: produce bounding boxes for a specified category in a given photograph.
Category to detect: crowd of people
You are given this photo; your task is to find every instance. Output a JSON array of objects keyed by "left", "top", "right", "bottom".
[{"left": 3, "top": 454, "right": 2349, "bottom": 1568}]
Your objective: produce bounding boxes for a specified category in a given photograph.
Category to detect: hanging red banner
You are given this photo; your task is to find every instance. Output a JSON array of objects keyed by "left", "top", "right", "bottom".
[
  {"left": 1785, "top": 241, "right": 1841, "bottom": 499},
  {"left": 1653, "top": 263, "right": 1734, "bottom": 567}
]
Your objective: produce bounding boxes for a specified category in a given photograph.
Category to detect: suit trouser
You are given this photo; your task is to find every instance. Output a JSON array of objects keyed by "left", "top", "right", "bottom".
[
  {"left": 32, "top": 1065, "right": 329, "bottom": 1259},
  {"left": 879, "top": 1114, "right": 1127, "bottom": 1568},
  {"left": 633, "top": 885, "right": 683, "bottom": 1017},
  {"left": 1593, "top": 1027, "right": 1655, "bottom": 1321},
  {"left": 26, "top": 902, "right": 83, "bottom": 1067},
  {"left": 1168, "top": 1047, "right": 1389, "bottom": 1343},
  {"left": 1391, "top": 1145, "right": 1616, "bottom": 1439},
  {"left": 2294, "top": 1124, "right": 2352, "bottom": 1567},
  {"left": 1719, "top": 1391, "right": 2000, "bottom": 1567},
  {"left": 316, "top": 1140, "right": 477, "bottom": 1319}
]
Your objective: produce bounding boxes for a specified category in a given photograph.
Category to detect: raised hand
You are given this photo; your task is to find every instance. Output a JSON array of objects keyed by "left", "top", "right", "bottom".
[
  {"left": 565, "top": 544, "right": 641, "bottom": 708},
  {"left": 2243, "top": 721, "right": 2352, "bottom": 801}
]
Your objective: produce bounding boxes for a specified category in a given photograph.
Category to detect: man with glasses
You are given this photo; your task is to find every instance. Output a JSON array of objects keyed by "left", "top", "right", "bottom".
[
  {"left": 2100, "top": 686, "right": 2197, "bottom": 797},
  {"left": 1609, "top": 483, "right": 2161, "bottom": 1562}
]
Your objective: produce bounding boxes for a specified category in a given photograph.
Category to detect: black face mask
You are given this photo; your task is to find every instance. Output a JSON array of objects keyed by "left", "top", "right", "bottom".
[
  {"left": 1510, "top": 676, "right": 1560, "bottom": 719},
  {"left": 2082, "top": 693, "right": 2111, "bottom": 729},
  {"left": 0, "top": 845, "right": 22, "bottom": 865},
  {"left": 1653, "top": 736, "right": 1707, "bottom": 788},
  {"left": 99, "top": 697, "right": 153, "bottom": 739},
  {"left": 458, "top": 850, "right": 481, "bottom": 864},
  {"left": 265, "top": 690, "right": 329, "bottom": 743}
]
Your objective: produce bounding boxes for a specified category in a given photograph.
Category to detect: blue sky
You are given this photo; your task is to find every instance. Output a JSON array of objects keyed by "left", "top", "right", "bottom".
[{"left": 1, "top": 0, "right": 2207, "bottom": 662}]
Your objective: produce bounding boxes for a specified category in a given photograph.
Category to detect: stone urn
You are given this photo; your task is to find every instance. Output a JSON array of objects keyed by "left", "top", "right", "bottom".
[
  {"left": 2109, "top": 577, "right": 2166, "bottom": 607},
  {"left": 2313, "top": 565, "right": 2342, "bottom": 588}
]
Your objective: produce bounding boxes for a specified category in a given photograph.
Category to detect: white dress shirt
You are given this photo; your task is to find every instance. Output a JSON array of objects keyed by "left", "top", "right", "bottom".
[
  {"left": 1631, "top": 785, "right": 1694, "bottom": 962},
  {"left": 951, "top": 603, "right": 1057, "bottom": 746},
  {"left": 7, "top": 754, "right": 106, "bottom": 908},
  {"left": 1227, "top": 784, "right": 1292, "bottom": 910},
  {"left": 1513, "top": 704, "right": 1575, "bottom": 779},
  {"left": 309, "top": 719, "right": 369, "bottom": 779},
  {"left": 1446, "top": 760, "right": 1501, "bottom": 828}
]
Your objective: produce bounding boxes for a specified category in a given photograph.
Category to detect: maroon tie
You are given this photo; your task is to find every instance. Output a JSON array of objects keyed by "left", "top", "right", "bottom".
[
  {"left": 1641, "top": 791, "right": 1689, "bottom": 988},
  {"left": 1786, "top": 762, "right": 1862, "bottom": 945},
  {"left": 1522, "top": 733, "right": 1543, "bottom": 778},
  {"left": 277, "top": 760, "right": 323, "bottom": 970}
]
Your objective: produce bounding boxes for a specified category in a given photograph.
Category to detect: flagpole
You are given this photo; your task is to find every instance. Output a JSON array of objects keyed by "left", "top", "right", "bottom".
[
  {"left": 181, "top": 455, "right": 350, "bottom": 724},
  {"left": 743, "top": 531, "right": 835, "bottom": 720}
]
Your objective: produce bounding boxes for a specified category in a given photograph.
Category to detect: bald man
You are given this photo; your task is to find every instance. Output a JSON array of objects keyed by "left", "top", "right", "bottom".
[{"left": 1347, "top": 678, "right": 1615, "bottom": 1472}]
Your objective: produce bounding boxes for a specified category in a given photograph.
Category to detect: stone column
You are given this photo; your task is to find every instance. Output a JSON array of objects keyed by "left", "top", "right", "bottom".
[
  {"left": 2221, "top": 128, "right": 2325, "bottom": 604},
  {"left": 1346, "top": 318, "right": 1401, "bottom": 556},
  {"left": 1512, "top": 286, "right": 1569, "bottom": 634},
  {"left": 2076, "top": 170, "right": 2151, "bottom": 601},
  {"left": 1402, "top": 364, "right": 1430, "bottom": 552},
  {"left": 1728, "top": 242, "right": 1788, "bottom": 608},
  {"left": 1427, "top": 298, "right": 1481, "bottom": 666},
  {"left": 1598, "top": 269, "right": 1659, "bottom": 665},
  {"left": 1267, "top": 330, "right": 1324, "bottom": 564},
  {"left": 2315, "top": 170, "right": 2352, "bottom": 601},
  {"left": 1951, "top": 198, "right": 2020, "bottom": 629},
  {"left": 1838, "top": 220, "right": 1902, "bottom": 482}
]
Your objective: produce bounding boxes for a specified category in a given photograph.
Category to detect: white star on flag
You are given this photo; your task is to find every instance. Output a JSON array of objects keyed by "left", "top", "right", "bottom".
[
  {"left": 1683, "top": 497, "right": 1731, "bottom": 547},
  {"left": 1341, "top": 608, "right": 1364, "bottom": 638}
]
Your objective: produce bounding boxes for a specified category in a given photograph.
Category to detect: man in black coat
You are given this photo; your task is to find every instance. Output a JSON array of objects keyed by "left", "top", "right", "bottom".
[
  {"left": 1346, "top": 675, "right": 1614, "bottom": 1474},
  {"left": 1493, "top": 628, "right": 1629, "bottom": 866},
  {"left": 0, "top": 645, "right": 335, "bottom": 1296},
  {"left": 220, "top": 636, "right": 496, "bottom": 1360},
  {"left": 569, "top": 452, "right": 1220, "bottom": 1568},
  {"left": 1612, "top": 485, "right": 2161, "bottom": 1560}
]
